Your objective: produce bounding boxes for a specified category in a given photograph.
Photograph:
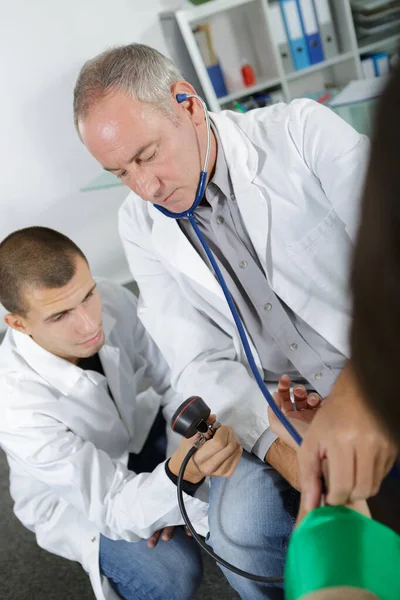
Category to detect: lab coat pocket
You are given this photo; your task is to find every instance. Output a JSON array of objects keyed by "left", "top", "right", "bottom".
[{"left": 286, "top": 209, "right": 353, "bottom": 311}]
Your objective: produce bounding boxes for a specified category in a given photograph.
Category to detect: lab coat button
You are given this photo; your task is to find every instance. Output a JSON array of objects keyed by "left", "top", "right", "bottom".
[
  {"left": 290, "top": 343, "right": 298, "bottom": 351},
  {"left": 216, "top": 216, "right": 225, "bottom": 225},
  {"left": 91, "top": 537, "right": 96, "bottom": 543},
  {"left": 264, "top": 303, "right": 272, "bottom": 311},
  {"left": 230, "top": 194, "right": 236, "bottom": 201},
  {"left": 239, "top": 261, "right": 248, "bottom": 268},
  {"left": 314, "top": 372, "right": 322, "bottom": 380}
]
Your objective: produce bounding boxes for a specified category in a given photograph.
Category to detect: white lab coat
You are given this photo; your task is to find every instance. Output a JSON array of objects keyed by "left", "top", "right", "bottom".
[
  {"left": 0, "top": 281, "right": 209, "bottom": 600},
  {"left": 119, "top": 99, "right": 370, "bottom": 451}
]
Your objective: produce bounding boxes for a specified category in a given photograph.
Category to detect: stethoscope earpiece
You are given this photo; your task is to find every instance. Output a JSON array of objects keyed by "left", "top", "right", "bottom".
[{"left": 175, "top": 93, "right": 188, "bottom": 104}]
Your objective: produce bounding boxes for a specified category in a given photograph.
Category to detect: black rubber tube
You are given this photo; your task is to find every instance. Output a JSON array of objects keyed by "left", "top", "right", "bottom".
[{"left": 177, "top": 446, "right": 284, "bottom": 584}]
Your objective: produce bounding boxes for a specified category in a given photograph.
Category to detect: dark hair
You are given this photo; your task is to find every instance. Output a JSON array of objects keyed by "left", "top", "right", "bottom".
[
  {"left": 0, "top": 227, "right": 88, "bottom": 316},
  {"left": 351, "top": 59, "right": 400, "bottom": 445}
]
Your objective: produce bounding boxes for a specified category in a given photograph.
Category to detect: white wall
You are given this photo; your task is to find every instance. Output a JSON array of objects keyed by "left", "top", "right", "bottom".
[{"left": 0, "top": 0, "right": 182, "bottom": 328}]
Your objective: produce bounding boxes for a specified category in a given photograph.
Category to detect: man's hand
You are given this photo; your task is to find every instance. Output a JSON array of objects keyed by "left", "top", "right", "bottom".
[
  {"left": 265, "top": 376, "right": 321, "bottom": 490},
  {"left": 298, "top": 362, "right": 398, "bottom": 513},
  {"left": 147, "top": 526, "right": 192, "bottom": 549},
  {"left": 268, "top": 374, "right": 321, "bottom": 450},
  {"left": 168, "top": 417, "right": 243, "bottom": 483}
]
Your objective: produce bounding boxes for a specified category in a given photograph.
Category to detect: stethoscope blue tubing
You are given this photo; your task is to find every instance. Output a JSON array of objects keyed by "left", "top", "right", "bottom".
[{"left": 155, "top": 175, "right": 303, "bottom": 447}]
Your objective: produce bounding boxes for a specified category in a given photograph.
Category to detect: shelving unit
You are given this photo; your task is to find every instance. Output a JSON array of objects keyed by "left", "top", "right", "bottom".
[
  {"left": 218, "top": 76, "right": 281, "bottom": 104},
  {"left": 285, "top": 51, "right": 354, "bottom": 81},
  {"left": 81, "top": 1, "right": 399, "bottom": 192},
  {"left": 357, "top": 30, "right": 400, "bottom": 54},
  {"left": 160, "top": 0, "right": 400, "bottom": 111}
]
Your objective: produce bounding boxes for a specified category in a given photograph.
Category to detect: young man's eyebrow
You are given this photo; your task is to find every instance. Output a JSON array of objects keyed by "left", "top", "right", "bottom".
[{"left": 44, "top": 283, "right": 97, "bottom": 322}]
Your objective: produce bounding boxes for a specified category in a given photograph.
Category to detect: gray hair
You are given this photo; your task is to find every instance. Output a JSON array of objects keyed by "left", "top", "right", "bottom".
[{"left": 73, "top": 43, "right": 183, "bottom": 132}]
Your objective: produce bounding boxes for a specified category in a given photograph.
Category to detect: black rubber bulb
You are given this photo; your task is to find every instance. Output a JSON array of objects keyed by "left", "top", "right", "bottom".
[{"left": 171, "top": 396, "right": 211, "bottom": 438}]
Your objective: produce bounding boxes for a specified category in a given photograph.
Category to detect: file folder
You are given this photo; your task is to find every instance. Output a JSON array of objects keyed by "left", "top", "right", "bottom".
[
  {"left": 269, "top": 2, "right": 295, "bottom": 74},
  {"left": 280, "top": 0, "right": 311, "bottom": 71},
  {"left": 299, "top": 0, "right": 324, "bottom": 64},
  {"left": 313, "top": 0, "right": 339, "bottom": 60},
  {"left": 361, "top": 56, "right": 376, "bottom": 79},
  {"left": 373, "top": 52, "right": 390, "bottom": 77}
]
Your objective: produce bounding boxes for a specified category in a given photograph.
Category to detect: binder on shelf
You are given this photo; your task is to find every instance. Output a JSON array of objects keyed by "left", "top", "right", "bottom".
[
  {"left": 298, "top": 0, "right": 324, "bottom": 64},
  {"left": 193, "top": 24, "right": 217, "bottom": 67},
  {"left": 313, "top": 0, "right": 339, "bottom": 60},
  {"left": 269, "top": 2, "right": 295, "bottom": 74},
  {"left": 361, "top": 55, "right": 376, "bottom": 79},
  {"left": 279, "top": 0, "right": 311, "bottom": 71},
  {"left": 192, "top": 23, "right": 228, "bottom": 99},
  {"left": 361, "top": 52, "right": 391, "bottom": 78},
  {"left": 373, "top": 51, "right": 390, "bottom": 77}
]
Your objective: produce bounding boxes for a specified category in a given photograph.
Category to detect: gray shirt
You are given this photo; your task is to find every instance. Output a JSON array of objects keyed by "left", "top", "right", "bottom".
[{"left": 179, "top": 124, "right": 346, "bottom": 458}]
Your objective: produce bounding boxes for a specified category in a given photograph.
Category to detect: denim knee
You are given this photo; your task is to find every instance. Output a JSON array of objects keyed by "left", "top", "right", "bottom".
[
  {"left": 100, "top": 528, "right": 204, "bottom": 600},
  {"left": 207, "top": 451, "right": 299, "bottom": 573}
]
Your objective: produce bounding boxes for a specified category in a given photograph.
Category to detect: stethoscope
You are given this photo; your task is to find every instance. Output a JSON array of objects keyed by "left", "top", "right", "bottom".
[
  {"left": 153, "top": 93, "right": 304, "bottom": 584},
  {"left": 155, "top": 93, "right": 302, "bottom": 448}
]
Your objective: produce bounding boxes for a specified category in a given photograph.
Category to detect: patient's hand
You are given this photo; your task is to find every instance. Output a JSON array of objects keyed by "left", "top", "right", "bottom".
[
  {"left": 268, "top": 375, "right": 321, "bottom": 450},
  {"left": 270, "top": 377, "right": 371, "bottom": 523}
]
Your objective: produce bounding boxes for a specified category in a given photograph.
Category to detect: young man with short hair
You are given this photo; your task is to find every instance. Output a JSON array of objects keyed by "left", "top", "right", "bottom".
[{"left": 0, "top": 227, "right": 281, "bottom": 600}]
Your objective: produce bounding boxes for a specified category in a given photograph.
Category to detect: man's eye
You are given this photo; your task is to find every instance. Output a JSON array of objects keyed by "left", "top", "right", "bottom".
[
  {"left": 84, "top": 292, "right": 93, "bottom": 302},
  {"left": 142, "top": 150, "right": 156, "bottom": 163},
  {"left": 117, "top": 170, "right": 127, "bottom": 179},
  {"left": 53, "top": 313, "right": 66, "bottom": 322}
]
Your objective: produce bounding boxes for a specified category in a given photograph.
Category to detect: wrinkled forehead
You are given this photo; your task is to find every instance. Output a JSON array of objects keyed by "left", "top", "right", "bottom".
[
  {"left": 79, "top": 96, "right": 169, "bottom": 167},
  {"left": 80, "top": 92, "right": 170, "bottom": 148}
]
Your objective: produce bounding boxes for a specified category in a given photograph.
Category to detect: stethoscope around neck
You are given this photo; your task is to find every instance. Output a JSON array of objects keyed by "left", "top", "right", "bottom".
[
  {"left": 154, "top": 93, "right": 210, "bottom": 221},
  {"left": 155, "top": 92, "right": 302, "bottom": 449}
]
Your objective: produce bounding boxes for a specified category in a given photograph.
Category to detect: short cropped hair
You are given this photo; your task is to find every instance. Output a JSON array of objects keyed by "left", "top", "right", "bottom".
[{"left": 0, "top": 227, "right": 87, "bottom": 316}]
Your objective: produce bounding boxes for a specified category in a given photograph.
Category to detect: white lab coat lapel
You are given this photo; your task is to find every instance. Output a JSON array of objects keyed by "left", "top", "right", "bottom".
[
  {"left": 99, "top": 313, "right": 134, "bottom": 436},
  {"left": 12, "top": 329, "right": 83, "bottom": 396},
  {"left": 99, "top": 345, "right": 121, "bottom": 400},
  {"left": 150, "top": 208, "right": 225, "bottom": 299},
  {"left": 150, "top": 206, "right": 266, "bottom": 368}
]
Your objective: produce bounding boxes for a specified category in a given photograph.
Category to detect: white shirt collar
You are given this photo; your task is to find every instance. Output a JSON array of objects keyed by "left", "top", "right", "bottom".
[{"left": 12, "top": 309, "right": 116, "bottom": 396}]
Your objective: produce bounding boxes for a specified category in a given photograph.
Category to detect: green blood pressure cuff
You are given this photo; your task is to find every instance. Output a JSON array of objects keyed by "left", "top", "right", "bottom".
[{"left": 285, "top": 505, "right": 400, "bottom": 600}]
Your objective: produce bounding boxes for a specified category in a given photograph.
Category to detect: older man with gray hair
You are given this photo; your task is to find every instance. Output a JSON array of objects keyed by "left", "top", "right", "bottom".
[{"left": 73, "top": 43, "right": 395, "bottom": 599}]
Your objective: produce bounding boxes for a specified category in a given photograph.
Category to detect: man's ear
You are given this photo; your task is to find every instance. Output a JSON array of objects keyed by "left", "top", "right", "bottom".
[
  {"left": 171, "top": 81, "right": 204, "bottom": 126},
  {"left": 4, "top": 313, "right": 30, "bottom": 335}
]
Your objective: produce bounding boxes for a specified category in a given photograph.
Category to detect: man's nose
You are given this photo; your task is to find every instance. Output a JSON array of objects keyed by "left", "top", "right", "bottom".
[
  {"left": 127, "top": 170, "right": 161, "bottom": 202},
  {"left": 75, "top": 306, "right": 97, "bottom": 334}
]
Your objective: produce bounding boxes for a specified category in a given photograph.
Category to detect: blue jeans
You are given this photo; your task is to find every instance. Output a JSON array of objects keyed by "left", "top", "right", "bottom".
[
  {"left": 100, "top": 527, "right": 203, "bottom": 600},
  {"left": 100, "top": 451, "right": 299, "bottom": 600},
  {"left": 207, "top": 451, "right": 299, "bottom": 600}
]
